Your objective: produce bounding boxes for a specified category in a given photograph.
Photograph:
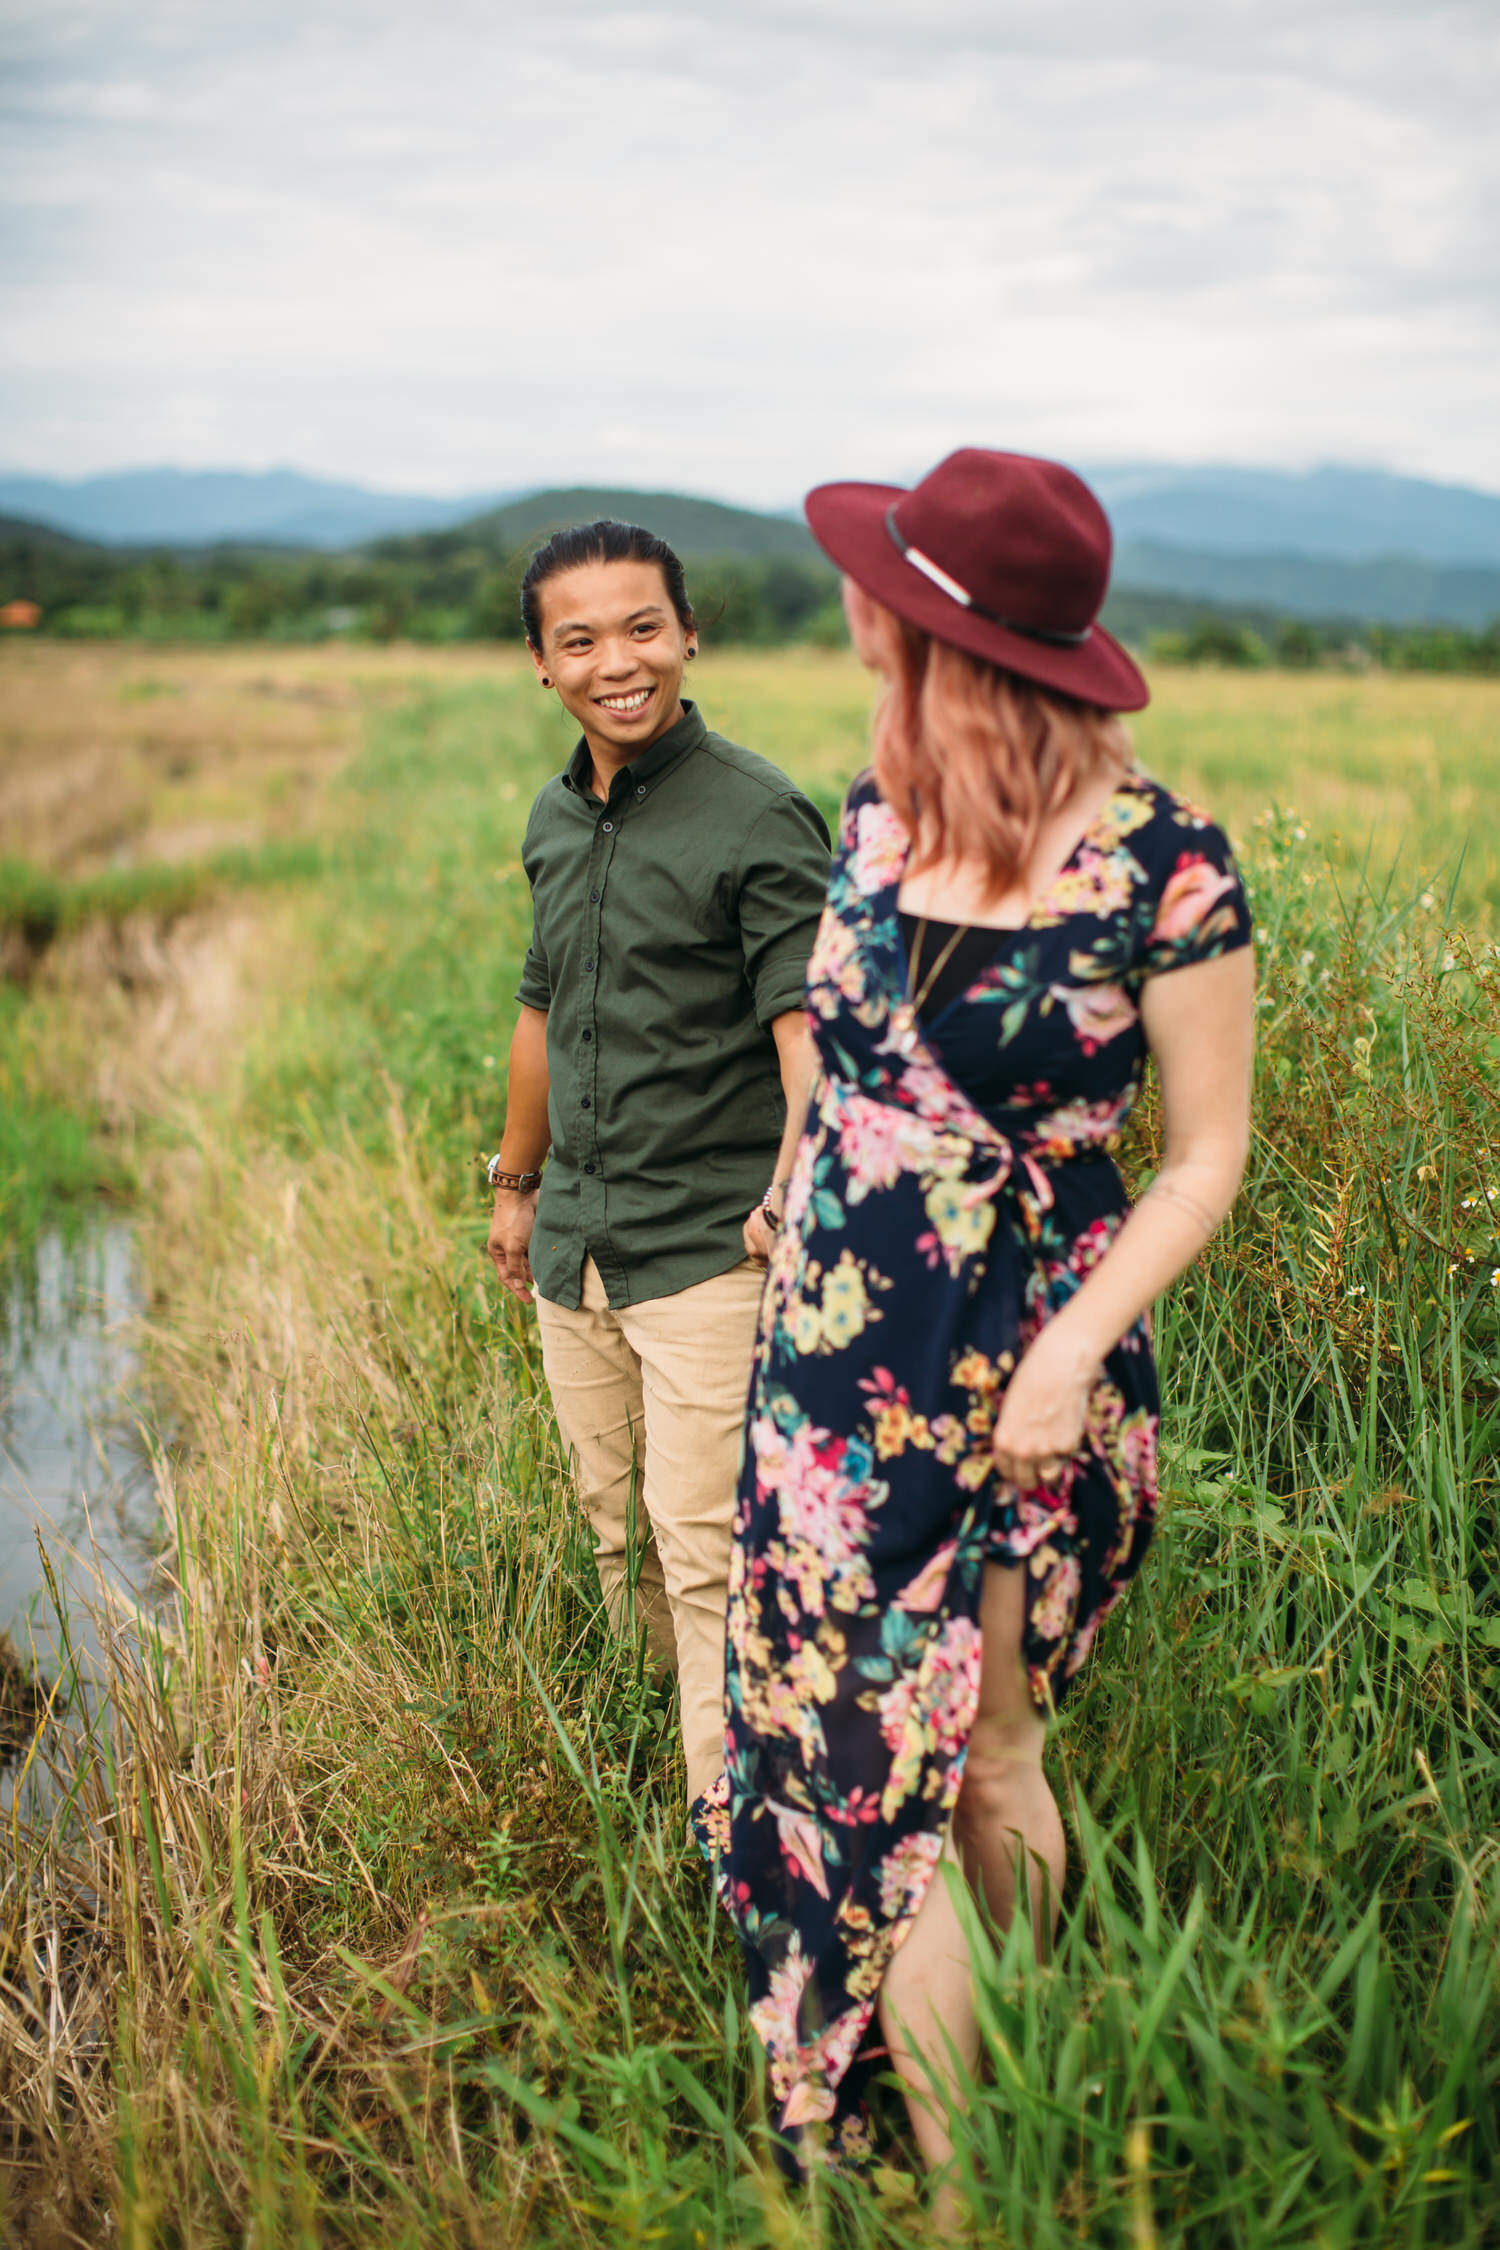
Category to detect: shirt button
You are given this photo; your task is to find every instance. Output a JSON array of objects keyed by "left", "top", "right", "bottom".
[
  {"left": 581, "top": 1029, "right": 592, "bottom": 1041},
  {"left": 601, "top": 819, "right": 614, "bottom": 833},
  {"left": 580, "top": 1096, "right": 591, "bottom": 1109},
  {"left": 584, "top": 1162, "right": 596, "bottom": 1174},
  {"left": 584, "top": 957, "right": 594, "bottom": 970},
  {"left": 590, "top": 889, "right": 600, "bottom": 902},
  {"left": 635, "top": 784, "right": 646, "bottom": 796}
]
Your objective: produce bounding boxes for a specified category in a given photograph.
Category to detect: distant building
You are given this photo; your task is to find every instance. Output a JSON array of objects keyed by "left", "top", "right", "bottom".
[{"left": 0, "top": 599, "right": 41, "bottom": 629}]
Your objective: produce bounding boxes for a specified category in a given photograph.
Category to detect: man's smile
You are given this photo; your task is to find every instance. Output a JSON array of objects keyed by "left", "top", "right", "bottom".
[{"left": 595, "top": 686, "right": 655, "bottom": 715}]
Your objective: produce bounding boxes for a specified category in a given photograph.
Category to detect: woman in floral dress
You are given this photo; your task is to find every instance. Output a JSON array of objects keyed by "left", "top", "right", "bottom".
[{"left": 698, "top": 450, "right": 1256, "bottom": 2196}]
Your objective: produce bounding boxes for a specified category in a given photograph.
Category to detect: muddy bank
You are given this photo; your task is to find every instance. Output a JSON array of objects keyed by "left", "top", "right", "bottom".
[{"left": 0, "top": 1632, "right": 48, "bottom": 1764}]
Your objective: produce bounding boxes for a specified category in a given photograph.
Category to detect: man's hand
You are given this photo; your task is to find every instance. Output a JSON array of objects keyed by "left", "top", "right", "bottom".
[
  {"left": 484, "top": 1006, "right": 550, "bottom": 1302},
  {"left": 488, "top": 1187, "right": 540, "bottom": 1301}
]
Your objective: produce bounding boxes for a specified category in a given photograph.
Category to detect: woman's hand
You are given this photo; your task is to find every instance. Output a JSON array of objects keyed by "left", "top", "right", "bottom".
[
  {"left": 743, "top": 1203, "right": 777, "bottom": 1265},
  {"left": 487, "top": 1187, "right": 540, "bottom": 1302},
  {"left": 991, "top": 1324, "right": 1098, "bottom": 1489},
  {"left": 744, "top": 1015, "right": 816, "bottom": 1269}
]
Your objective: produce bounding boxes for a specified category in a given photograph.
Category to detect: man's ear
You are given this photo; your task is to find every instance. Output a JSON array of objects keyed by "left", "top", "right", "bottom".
[{"left": 528, "top": 642, "right": 552, "bottom": 688}]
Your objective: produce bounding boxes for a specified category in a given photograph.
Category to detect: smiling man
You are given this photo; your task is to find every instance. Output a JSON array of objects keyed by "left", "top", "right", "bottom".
[{"left": 485, "top": 519, "right": 830, "bottom": 1808}]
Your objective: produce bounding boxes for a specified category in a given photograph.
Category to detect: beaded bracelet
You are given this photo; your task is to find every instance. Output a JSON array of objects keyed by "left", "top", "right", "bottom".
[{"left": 760, "top": 1177, "right": 792, "bottom": 1227}]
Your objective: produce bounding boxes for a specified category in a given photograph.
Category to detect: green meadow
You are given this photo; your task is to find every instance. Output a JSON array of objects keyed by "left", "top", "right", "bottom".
[{"left": 1, "top": 645, "right": 1497, "bottom": 2246}]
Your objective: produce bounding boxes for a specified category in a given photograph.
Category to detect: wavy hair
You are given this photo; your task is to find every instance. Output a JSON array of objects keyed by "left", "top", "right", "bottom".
[{"left": 867, "top": 604, "right": 1133, "bottom": 901}]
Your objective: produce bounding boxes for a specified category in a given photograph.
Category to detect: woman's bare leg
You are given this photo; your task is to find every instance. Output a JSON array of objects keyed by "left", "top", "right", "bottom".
[
  {"left": 876, "top": 1561, "right": 1062, "bottom": 2212},
  {"left": 877, "top": 1837, "right": 977, "bottom": 2182},
  {"left": 955, "top": 1560, "right": 1066, "bottom": 1945}
]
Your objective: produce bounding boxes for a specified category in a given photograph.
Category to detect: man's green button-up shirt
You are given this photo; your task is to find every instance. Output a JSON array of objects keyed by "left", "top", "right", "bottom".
[{"left": 516, "top": 700, "right": 831, "bottom": 1310}]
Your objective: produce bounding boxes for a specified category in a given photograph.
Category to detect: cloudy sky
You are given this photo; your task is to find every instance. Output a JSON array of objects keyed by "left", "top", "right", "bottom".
[{"left": 2, "top": 0, "right": 1496, "bottom": 503}]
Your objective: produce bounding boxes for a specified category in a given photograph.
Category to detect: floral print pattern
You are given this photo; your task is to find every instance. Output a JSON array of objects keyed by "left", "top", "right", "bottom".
[{"left": 694, "top": 766, "right": 1252, "bottom": 2171}]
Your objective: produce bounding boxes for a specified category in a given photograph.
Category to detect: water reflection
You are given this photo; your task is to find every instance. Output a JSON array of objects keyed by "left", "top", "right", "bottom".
[{"left": 0, "top": 1224, "right": 161, "bottom": 1689}]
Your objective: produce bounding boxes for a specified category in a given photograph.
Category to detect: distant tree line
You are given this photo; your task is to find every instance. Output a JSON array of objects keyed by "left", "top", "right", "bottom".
[
  {"left": 0, "top": 519, "right": 844, "bottom": 649},
  {"left": 1144, "top": 615, "right": 1500, "bottom": 676},
  {"left": 1, "top": 515, "right": 1497, "bottom": 673}
]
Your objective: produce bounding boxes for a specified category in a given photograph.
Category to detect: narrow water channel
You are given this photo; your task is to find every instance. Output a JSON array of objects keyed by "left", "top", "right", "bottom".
[{"left": 0, "top": 1222, "right": 161, "bottom": 1704}]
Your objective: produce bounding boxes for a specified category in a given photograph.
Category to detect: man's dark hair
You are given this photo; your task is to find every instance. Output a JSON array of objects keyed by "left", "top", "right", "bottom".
[{"left": 520, "top": 519, "right": 695, "bottom": 650}]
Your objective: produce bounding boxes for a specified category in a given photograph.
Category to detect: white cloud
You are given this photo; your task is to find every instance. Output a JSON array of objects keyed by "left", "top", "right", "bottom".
[{"left": 0, "top": 0, "right": 1495, "bottom": 497}]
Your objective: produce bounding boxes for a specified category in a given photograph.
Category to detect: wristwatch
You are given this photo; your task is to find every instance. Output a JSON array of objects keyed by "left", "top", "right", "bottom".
[{"left": 487, "top": 1155, "right": 544, "bottom": 1192}]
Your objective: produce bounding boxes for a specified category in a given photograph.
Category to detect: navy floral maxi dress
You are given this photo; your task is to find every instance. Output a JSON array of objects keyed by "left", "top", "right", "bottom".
[{"left": 694, "top": 765, "right": 1253, "bottom": 2169}]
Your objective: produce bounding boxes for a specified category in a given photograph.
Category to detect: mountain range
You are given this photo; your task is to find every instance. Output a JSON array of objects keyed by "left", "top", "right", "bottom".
[
  {"left": 0, "top": 468, "right": 512, "bottom": 551},
  {"left": 1090, "top": 463, "right": 1500, "bottom": 568},
  {"left": 1111, "top": 542, "right": 1500, "bottom": 632},
  {"left": 376, "top": 486, "right": 821, "bottom": 565},
  {"left": 3, "top": 462, "right": 1500, "bottom": 628}
]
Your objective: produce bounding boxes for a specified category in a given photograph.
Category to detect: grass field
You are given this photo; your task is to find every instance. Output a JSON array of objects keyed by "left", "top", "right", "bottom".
[{"left": 1, "top": 644, "right": 1497, "bottom": 2246}]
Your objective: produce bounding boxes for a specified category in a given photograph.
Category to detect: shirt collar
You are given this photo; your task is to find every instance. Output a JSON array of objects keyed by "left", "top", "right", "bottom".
[{"left": 562, "top": 699, "right": 707, "bottom": 802}]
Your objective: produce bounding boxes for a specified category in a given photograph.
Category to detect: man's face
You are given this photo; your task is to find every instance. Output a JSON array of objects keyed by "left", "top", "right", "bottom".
[{"left": 530, "top": 559, "right": 696, "bottom": 758}]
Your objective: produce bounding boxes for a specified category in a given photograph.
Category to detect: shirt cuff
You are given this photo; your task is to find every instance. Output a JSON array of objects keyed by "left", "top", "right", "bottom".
[{"left": 749, "top": 957, "right": 812, "bottom": 1027}]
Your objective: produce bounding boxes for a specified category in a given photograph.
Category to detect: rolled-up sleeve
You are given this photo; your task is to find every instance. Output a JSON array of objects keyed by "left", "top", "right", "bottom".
[
  {"left": 515, "top": 911, "right": 552, "bottom": 1012},
  {"left": 736, "top": 791, "right": 832, "bottom": 1026}
]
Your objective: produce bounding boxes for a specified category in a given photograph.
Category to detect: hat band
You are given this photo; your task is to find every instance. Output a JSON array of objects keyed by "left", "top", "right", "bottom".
[{"left": 885, "top": 506, "right": 1092, "bottom": 649}]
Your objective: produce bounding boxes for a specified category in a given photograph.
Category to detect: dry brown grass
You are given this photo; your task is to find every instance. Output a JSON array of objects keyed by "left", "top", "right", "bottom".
[
  {"left": 0, "top": 642, "right": 533, "bottom": 876},
  {"left": 0, "top": 645, "right": 535, "bottom": 1200}
]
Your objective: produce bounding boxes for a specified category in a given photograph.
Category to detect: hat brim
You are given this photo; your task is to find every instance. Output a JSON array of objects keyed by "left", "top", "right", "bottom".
[{"left": 805, "top": 480, "right": 1149, "bottom": 713}]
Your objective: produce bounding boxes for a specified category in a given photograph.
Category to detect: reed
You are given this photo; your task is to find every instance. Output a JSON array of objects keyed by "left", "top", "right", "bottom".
[{"left": 0, "top": 657, "right": 1496, "bottom": 2245}]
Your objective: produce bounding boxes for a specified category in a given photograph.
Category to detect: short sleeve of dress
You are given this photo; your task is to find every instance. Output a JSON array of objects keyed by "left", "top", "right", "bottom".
[
  {"left": 1132, "top": 789, "right": 1254, "bottom": 979},
  {"left": 837, "top": 767, "right": 882, "bottom": 852}
]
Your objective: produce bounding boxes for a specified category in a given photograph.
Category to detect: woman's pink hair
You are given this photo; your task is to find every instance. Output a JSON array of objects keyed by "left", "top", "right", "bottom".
[{"left": 866, "top": 601, "right": 1133, "bottom": 900}]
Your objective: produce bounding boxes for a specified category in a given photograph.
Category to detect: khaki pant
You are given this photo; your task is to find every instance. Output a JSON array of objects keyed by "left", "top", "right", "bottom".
[{"left": 535, "top": 1254, "right": 765, "bottom": 1804}]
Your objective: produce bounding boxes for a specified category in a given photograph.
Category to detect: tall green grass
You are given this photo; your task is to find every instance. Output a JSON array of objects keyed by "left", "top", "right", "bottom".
[
  {"left": 0, "top": 839, "right": 328, "bottom": 1246},
  {"left": 0, "top": 665, "right": 1496, "bottom": 2245},
  {"left": 0, "top": 838, "right": 327, "bottom": 956},
  {"left": 0, "top": 982, "right": 106, "bottom": 1239}
]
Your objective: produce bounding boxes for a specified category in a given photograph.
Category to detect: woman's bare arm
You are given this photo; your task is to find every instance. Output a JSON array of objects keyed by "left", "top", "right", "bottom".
[
  {"left": 991, "top": 945, "right": 1254, "bottom": 1485},
  {"left": 744, "top": 1011, "right": 819, "bottom": 1264}
]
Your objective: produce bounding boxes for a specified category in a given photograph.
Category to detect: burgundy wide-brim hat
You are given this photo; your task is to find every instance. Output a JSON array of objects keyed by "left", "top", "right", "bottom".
[{"left": 805, "top": 446, "right": 1149, "bottom": 712}]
